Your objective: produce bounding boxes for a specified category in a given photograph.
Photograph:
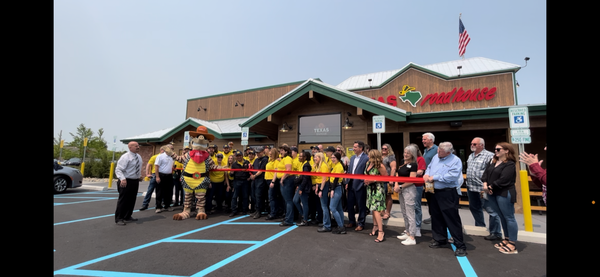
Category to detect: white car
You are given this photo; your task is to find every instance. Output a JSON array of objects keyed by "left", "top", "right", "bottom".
[{"left": 54, "top": 161, "right": 83, "bottom": 193}]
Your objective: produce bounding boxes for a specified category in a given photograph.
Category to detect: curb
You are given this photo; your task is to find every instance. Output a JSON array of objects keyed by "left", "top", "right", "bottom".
[
  {"left": 354, "top": 213, "right": 546, "bottom": 245},
  {"left": 80, "top": 184, "right": 110, "bottom": 191}
]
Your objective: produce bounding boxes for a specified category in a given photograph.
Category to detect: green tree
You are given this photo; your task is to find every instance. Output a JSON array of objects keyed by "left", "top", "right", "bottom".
[{"left": 68, "top": 123, "right": 94, "bottom": 158}]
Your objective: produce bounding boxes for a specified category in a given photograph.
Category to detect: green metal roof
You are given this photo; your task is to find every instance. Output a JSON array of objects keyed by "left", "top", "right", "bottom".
[{"left": 239, "top": 79, "right": 409, "bottom": 128}]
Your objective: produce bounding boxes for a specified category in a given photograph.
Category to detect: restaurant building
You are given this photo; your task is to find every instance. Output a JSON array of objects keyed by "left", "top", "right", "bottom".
[{"left": 122, "top": 56, "right": 546, "bottom": 213}]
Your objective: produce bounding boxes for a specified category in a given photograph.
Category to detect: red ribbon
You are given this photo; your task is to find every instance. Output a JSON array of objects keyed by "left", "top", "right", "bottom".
[{"left": 212, "top": 168, "right": 424, "bottom": 183}]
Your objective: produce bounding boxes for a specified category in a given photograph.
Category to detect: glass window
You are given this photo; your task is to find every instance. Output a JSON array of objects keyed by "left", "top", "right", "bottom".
[{"left": 298, "top": 113, "right": 341, "bottom": 144}]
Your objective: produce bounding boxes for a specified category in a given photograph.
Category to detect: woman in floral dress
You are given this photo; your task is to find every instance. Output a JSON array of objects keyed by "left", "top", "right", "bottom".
[{"left": 364, "top": 149, "right": 388, "bottom": 243}]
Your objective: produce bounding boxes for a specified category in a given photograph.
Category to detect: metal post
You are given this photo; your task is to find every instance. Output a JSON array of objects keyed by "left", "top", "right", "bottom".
[{"left": 518, "top": 143, "right": 533, "bottom": 232}]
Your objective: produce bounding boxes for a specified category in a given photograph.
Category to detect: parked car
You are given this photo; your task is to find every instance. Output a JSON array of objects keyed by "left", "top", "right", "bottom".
[
  {"left": 54, "top": 160, "right": 83, "bottom": 193},
  {"left": 63, "top": 157, "right": 82, "bottom": 166}
]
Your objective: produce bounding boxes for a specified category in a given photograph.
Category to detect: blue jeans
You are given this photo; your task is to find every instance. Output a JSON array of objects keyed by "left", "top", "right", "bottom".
[
  {"left": 252, "top": 178, "right": 266, "bottom": 213},
  {"left": 329, "top": 186, "right": 344, "bottom": 227},
  {"left": 142, "top": 174, "right": 157, "bottom": 207},
  {"left": 231, "top": 180, "right": 249, "bottom": 213},
  {"left": 486, "top": 191, "right": 518, "bottom": 241},
  {"left": 467, "top": 190, "right": 486, "bottom": 227},
  {"left": 414, "top": 186, "right": 424, "bottom": 228},
  {"left": 319, "top": 187, "right": 331, "bottom": 229},
  {"left": 280, "top": 178, "right": 295, "bottom": 224},
  {"left": 483, "top": 195, "right": 502, "bottom": 236},
  {"left": 293, "top": 188, "right": 309, "bottom": 221},
  {"left": 268, "top": 179, "right": 282, "bottom": 217}
]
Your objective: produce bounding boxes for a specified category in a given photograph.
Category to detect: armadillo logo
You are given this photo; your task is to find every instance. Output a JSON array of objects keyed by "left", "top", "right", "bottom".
[{"left": 398, "top": 85, "right": 422, "bottom": 107}]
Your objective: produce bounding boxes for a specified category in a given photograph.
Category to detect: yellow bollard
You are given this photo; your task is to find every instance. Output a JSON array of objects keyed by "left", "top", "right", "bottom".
[
  {"left": 80, "top": 162, "right": 85, "bottom": 177},
  {"left": 108, "top": 162, "right": 115, "bottom": 188},
  {"left": 520, "top": 170, "right": 533, "bottom": 232}
]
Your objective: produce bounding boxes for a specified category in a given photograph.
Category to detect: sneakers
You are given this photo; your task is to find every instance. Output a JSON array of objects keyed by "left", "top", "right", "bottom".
[
  {"left": 139, "top": 206, "right": 148, "bottom": 211},
  {"left": 397, "top": 231, "right": 409, "bottom": 240},
  {"left": 401, "top": 237, "right": 416, "bottom": 245},
  {"left": 155, "top": 209, "right": 162, "bottom": 213}
]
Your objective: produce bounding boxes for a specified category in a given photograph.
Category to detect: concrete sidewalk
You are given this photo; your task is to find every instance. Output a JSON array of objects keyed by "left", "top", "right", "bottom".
[{"left": 80, "top": 181, "right": 546, "bottom": 244}]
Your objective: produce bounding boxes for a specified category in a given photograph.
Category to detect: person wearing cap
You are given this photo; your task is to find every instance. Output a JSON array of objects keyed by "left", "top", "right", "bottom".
[
  {"left": 324, "top": 146, "right": 336, "bottom": 169},
  {"left": 229, "top": 151, "right": 251, "bottom": 217},
  {"left": 209, "top": 152, "right": 227, "bottom": 212},
  {"left": 207, "top": 144, "right": 217, "bottom": 163},
  {"left": 262, "top": 145, "right": 271, "bottom": 156},
  {"left": 221, "top": 144, "right": 233, "bottom": 164},
  {"left": 246, "top": 149, "right": 256, "bottom": 213},
  {"left": 250, "top": 148, "right": 268, "bottom": 219},
  {"left": 228, "top": 142, "right": 238, "bottom": 153}
]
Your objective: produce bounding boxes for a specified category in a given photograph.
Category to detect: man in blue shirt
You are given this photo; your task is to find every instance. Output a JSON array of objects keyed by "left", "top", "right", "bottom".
[{"left": 423, "top": 142, "right": 467, "bottom": 257}]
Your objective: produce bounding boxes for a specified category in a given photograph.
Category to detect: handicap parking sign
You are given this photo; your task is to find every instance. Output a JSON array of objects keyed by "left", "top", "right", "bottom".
[
  {"left": 373, "top": 116, "right": 385, "bottom": 133},
  {"left": 508, "top": 107, "right": 529, "bottom": 129},
  {"left": 514, "top": 115, "right": 524, "bottom": 124}
]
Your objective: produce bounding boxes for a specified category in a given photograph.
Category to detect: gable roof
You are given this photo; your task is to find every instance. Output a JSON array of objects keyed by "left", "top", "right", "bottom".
[
  {"left": 336, "top": 57, "right": 521, "bottom": 91},
  {"left": 121, "top": 117, "right": 262, "bottom": 143},
  {"left": 239, "top": 78, "right": 408, "bottom": 128}
]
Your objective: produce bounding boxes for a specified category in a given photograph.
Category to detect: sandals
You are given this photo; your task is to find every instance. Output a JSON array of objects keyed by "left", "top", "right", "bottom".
[
  {"left": 374, "top": 232, "right": 386, "bottom": 243},
  {"left": 499, "top": 241, "right": 518, "bottom": 254},
  {"left": 494, "top": 239, "right": 509, "bottom": 249},
  {"left": 369, "top": 229, "right": 379, "bottom": 236}
]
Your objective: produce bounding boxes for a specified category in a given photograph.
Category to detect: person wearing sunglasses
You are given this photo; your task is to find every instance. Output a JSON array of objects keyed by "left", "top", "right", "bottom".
[
  {"left": 482, "top": 142, "right": 519, "bottom": 254},
  {"left": 466, "top": 137, "right": 501, "bottom": 241}
]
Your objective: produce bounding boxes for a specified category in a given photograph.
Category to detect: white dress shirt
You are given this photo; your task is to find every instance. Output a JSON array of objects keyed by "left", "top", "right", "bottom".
[
  {"left": 155, "top": 152, "right": 174, "bottom": 174},
  {"left": 115, "top": 151, "right": 143, "bottom": 180}
]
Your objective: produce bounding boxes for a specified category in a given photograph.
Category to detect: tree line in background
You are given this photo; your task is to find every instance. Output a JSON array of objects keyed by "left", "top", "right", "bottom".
[{"left": 54, "top": 123, "right": 126, "bottom": 178}]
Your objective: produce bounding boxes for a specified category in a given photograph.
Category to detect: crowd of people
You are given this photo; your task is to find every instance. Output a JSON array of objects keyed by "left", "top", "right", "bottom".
[{"left": 115, "top": 133, "right": 547, "bottom": 257}]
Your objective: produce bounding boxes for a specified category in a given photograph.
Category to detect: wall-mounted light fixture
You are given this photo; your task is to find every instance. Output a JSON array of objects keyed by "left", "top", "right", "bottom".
[
  {"left": 197, "top": 106, "right": 206, "bottom": 112},
  {"left": 280, "top": 122, "right": 292, "bottom": 132},
  {"left": 457, "top": 65, "right": 462, "bottom": 77},
  {"left": 343, "top": 117, "right": 354, "bottom": 129},
  {"left": 235, "top": 100, "right": 244, "bottom": 107}
]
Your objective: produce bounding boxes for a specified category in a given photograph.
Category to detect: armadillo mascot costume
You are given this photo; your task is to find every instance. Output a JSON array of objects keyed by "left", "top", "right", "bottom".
[{"left": 166, "top": 126, "right": 217, "bottom": 220}]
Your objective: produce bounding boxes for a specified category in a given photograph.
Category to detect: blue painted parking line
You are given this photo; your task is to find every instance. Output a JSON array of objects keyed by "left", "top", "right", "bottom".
[
  {"left": 54, "top": 192, "right": 142, "bottom": 206},
  {"left": 447, "top": 229, "right": 478, "bottom": 277},
  {"left": 54, "top": 215, "right": 298, "bottom": 277},
  {"left": 54, "top": 207, "right": 155, "bottom": 226}
]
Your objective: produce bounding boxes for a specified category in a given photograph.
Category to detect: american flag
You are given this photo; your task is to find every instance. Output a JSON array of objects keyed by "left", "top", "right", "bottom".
[{"left": 458, "top": 18, "right": 470, "bottom": 57}]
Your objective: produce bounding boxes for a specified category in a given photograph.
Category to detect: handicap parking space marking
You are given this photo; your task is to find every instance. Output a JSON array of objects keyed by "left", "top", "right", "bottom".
[
  {"left": 447, "top": 229, "right": 478, "bottom": 277},
  {"left": 54, "top": 215, "right": 298, "bottom": 277}
]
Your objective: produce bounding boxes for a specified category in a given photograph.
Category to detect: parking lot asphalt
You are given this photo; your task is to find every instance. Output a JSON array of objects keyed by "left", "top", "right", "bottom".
[{"left": 54, "top": 183, "right": 547, "bottom": 277}]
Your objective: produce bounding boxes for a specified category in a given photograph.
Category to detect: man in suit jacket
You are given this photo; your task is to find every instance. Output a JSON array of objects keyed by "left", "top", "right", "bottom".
[{"left": 344, "top": 141, "right": 369, "bottom": 231}]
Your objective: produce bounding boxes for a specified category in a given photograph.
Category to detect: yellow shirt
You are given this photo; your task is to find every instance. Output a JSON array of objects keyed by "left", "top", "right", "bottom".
[
  {"left": 221, "top": 151, "right": 233, "bottom": 163},
  {"left": 148, "top": 154, "right": 159, "bottom": 174},
  {"left": 292, "top": 156, "right": 302, "bottom": 172},
  {"left": 209, "top": 159, "right": 227, "bottom": 183},
  {"left": 312, "top": 162, "right": 330, "bottom": 185},
  {"left": 329, "top": 162, "right": 345, "bottom": 183},
  {"left": 173, "top": 161, "right": 183, "bottom": 174},
  {"left": 276, "top": 156, "right": 292, "bottom": 179},
  {"left": 265, "top": 159, "right": 278, "bottom": 180}
]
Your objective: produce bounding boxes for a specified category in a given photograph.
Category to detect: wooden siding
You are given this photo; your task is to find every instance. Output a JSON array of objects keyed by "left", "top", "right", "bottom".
[
  {"left": 187, "top": 84, "right": 301, "bottom": 121},
  {"left": 354, "top": 69, "right": 515, "bottom": 114}
]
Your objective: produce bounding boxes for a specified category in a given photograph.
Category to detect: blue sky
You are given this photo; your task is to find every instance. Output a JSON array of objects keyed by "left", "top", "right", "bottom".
[{"left": 54, "top": 0, "right": 546, "bottom": 151}]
